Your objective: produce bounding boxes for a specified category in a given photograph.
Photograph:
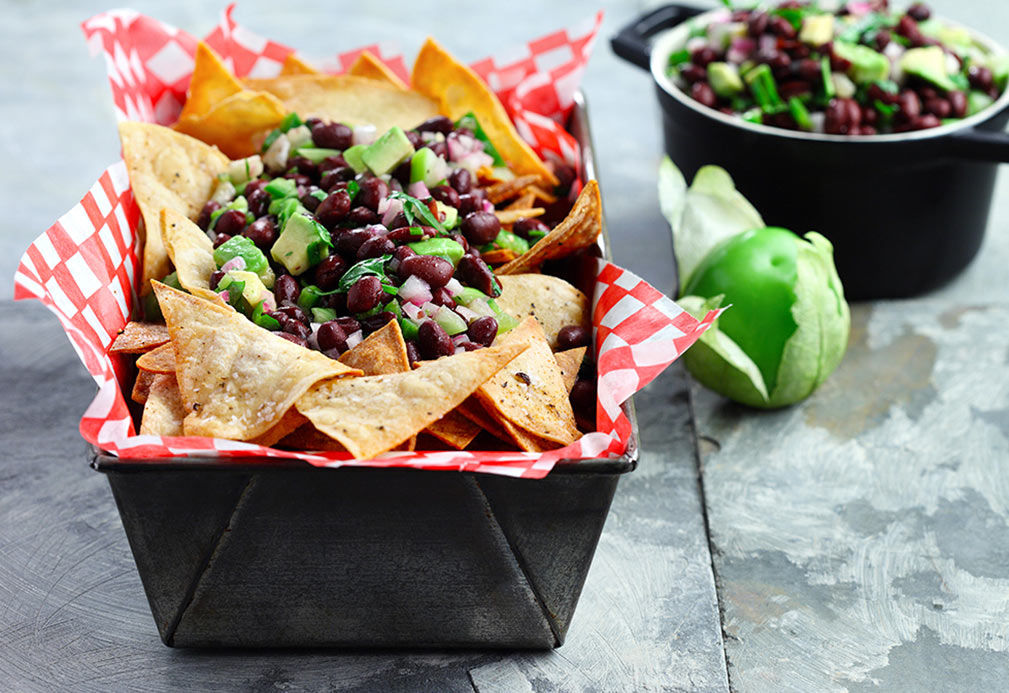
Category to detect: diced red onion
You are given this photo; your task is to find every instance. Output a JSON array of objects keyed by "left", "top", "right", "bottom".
[
  {"left": 402, "top": 302, "right": 425, "bottom": 321},
  {"left": 758, "top": 34, "right": 777, "bottom": 55},
  {"left": 346, "top": 329, "right": 364, "bottom": 350},
  {"left": 408, "top": 181, "right": 430, "bottom": 199},
  {"left": 259, "top": 291, "right": 276, "bottom": 313},
  {"left": 846, "top": 1, "right": 872, "bottom": 16},
  {"left": 399, "top": 275, "right": 433, "bottom": 305},
  {"left": 444, "top": 277, "right": 464, "bottom": 297},
  {"left": 421, "top": 301, "right": 441, "bottom": 316},
  {"left": 455, "top": 304, "right": 481, "bottom": 322},
  {"left": 727, "top": 37, "right": 755, "bottom": 64},
  {"left": 481, "top": 199, "right": 495, "bottom": 213},
  {"left": 220, "top": 256, "right": 246, "bottom": 272},
  {"left": 686, "top": 37, "right": 709, "bottom": 54},
  {"left": 217, "top": 290, "right": 230, "bottom": 302},
  {"left": 454, "top": 345, "right": 467, "bottom": 355},
  {"left": 452, "top": 334, "right": 470, "bottom": 346},
  {"left": 352, "top": 125, "right": 376, "bottom": 146},
  {"left": 307, "top": 323, "right": 321, "bottom": 350}
]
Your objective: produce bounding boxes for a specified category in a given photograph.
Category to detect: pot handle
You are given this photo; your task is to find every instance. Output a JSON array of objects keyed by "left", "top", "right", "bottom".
[
  {"left": 944, "top": 125, "right": 1009, "bottom": 163},
  {"left": 611, "top": 4, "right": 706, "bottom": 71}
]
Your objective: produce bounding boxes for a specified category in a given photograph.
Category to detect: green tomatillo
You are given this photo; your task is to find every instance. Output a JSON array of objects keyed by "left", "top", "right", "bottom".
[{"left": 659, "top": 158, "right": 850, "bottom": 408}]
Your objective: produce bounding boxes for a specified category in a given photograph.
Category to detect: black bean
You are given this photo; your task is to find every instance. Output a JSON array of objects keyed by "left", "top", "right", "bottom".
[
  {"left": 415, "top": 115, "right": 454, "bottom": 134},
  {"left": 311, "top": 121, "right": 353, "bottom": 150},
  {"left": 346, "top": 206, "right": 380, "bottom": 226},
  {"left": 513, "top": 218, "right": 550, "bottom": 240},
  {"left": 417, "top": 320, "right": 453, "bottom": 359},
  {"left": 449, "top": 168, "right": 473, "bottom": 194},
  {"left": 346, "top": 275, "right": 383, "bottom": 313},
  {"left": 197, "top": 200, "right": 222, "bottom": 230},
  {"left": 907, "top": 3, "right": 930, "bottom": 21},
  {"left": 393, "top": 246, "right": 417, "bottom": 264},
  {"left": 283, "top": 172, "right": 312, "bottom": 187},
  {"left": 299, "top": 186, "right": 324, "bottom": 213},
  {"left": 405, "top": 340, "right": 421, "bottom": 365},
  {"left": 968, "top": 65, "right": 994, "bottom": 91},
  {"left": 276, "top": 331, "right": 309, "bottom": 348},
  {"left": 212, "top": 233, "right": 232, "bottom": 249},
  {"left": 769, "top": 15, "right": 796, "bottom": 38},
  {"left": 404, "top": 130, "right": 423, "bottom": 150},
  {"left": 356, "top": 177, "right": 389, "bottom": 212},
  {"left": 336, "top": 228, "right": 374, "bottom": 258},
  {"left": 949, "top": 91, "right": 968, "bottom": 118},
  {"left": 399, "top": 254, "right": 453, "bottom": 288},
  {"left": 391, "top": 160, "right": 413, "bottom": 187},
  {"left": 357, "top": 235, "right": 395, "bottom": 261},
  {"left": 317, "top": 321, "right": 348, "bottom": 353},
  {"left": 455, "top": 254, "right": 499, "bottom": 297},
  {"left": 460, "top": 211, "right": 501, "bottom": 246},
  {"left": 430, "top": 286, "right": 455, "bottom": 307},
  {"left": 313, "top": 254, "right": 348, "bottom": 291},
  {"left": 690, "top": 81, "right": 718, "bottom": 109},
  {"left": 429, "top": 141, "right": 448, "bottom": 160},
  {"left": 680, "top": 64, "right": 707, "bottom": 84},
  {"left": 275, "top": 304, "right": 311, "bottom": 325},
  {"left": 287, "top": 156, "right": 319, "bottom": 182},
  {"left": 209, "top": 270, "right": 226, "bottom": 290},
  {"left": 315, "top": 189, "right": 351, "bottom": 229},
  {"left": 897, "top": 90, "right": 922, "bottom": 122},
  {"left": 281, "top": 315, "right": 311, "bottom": 339},
  {"left": 320, "top": 167, "right": 356, "bottom": 191},
  {"left": 557, "top": 325, "right": 590, "bottom": 350},
  {"left": 923, "top": 97, "right": 951, "bottom": 118},
  {"left": 747, "top": 11, "right": 769, "bottom": 36},
  {"left": 214, "top": 209, "right": 247, "bottom": 237},
  {"left": 691, "top": 46, "right": 718, "bottom": 67},
  {"left": 795, "top": 59, "right": 822, "bottom": 84},
  {"left": 247, "top": 187, "right": 271, "bottom": 218},
  {"left": 244, "top": 179, "right": 267, "bottom": 196},
  {"left": 431, "top": 185, "right": 460, "bottom": 208},
  {"left": 318, "top": 154, "right": 347, "bottom": 174},
  {"left": 467, "top": 316, "right": 498, "bottom": 347},
  {"left": 457, "top": 193, "right": 484, "bottom": 217},
  {"left": 360, "top": 311, "right": 396, "bottom": 334},
  {"left": 243, "top": 216, "right": 276, "bottom": 251},
  {"left": 274, "top": 274, "right": 300, "bottom": 304},
  {"left": 335, "top": 316, "right": 361, "bottom": 335}
]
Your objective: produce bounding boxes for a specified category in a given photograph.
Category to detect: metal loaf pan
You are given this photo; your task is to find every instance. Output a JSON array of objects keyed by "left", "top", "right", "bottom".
[{"left": 93, "top": 92, "right": 638, "bottom": 649}]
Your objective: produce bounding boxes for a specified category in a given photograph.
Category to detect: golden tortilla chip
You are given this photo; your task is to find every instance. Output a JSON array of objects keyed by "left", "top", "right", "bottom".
[
  {"left": 425, "top": 410, "right": 482, "bottom": 450},
  {"left": 555, "top": 347, "right": 586, "bottom": 394},
  {"left": 110, "top": 321, "right": 170, "bottom": 354},
  {"left": 243, "top": 74, "right": 438, "bottom": 133},
  {"left": 498, "top": 180, "right": 602, "bottom": 275},
  {"left": 338, "top": 320, "right": 410, "bottom": 375},
  {"left": 411, "top": 38, "right": 559, "bottom": 186},
  {"left": 175, "top": 89, "right": 287, "bottom": 159},
  {"left": 153, "top": 283, "right": 360, "bottom": 440},
  {"left": 296, "top": 340, "right": 527, "bottom": 459},
  {"left": 250, "top": 409, "right": 309, "bottom": 447},
  {"left": 178, "top": 42, "right": 244, "bottom": 123},
  {"left": 475, "top": 317, "right": 579, "bottom": 446},
  {"left": 131, "top": 368, "right": 158, "bottom": 404},
  {"left": 139, "top": 374, "right": 186, "bottom": 436},
  {"left": 280, "top": 53, "right": 320, "bottom": 75},
  {"left": 136, "top": 342, "right": 176, "bottom": 374},
  {"left": 457, "top": 398, "right": 512, "bottom": 443},
  {"left": 161, "top": 208, "right": 228, "bottom": 305},
  {"left": 494, "top": 274, "right": 590, "bottom": 350},
  {"left": 486, "top": 175, "right": 541, "bottom": 204},
  {"left": 500, "top": 417, "right": 562, "bottom": 453},
  {"left": 119, "top": 122, "right": 230, "bottom": 289},
  {"left": 528, "top": 184, "right": 558, "bottom": 205},
  {"left": 480, "top": 248, "right": 516, "bottom": 266},
  {"left": 277, "top": 424, "right": 347, "bottom": 451},
  {"left": 349, "top": 51, "right": 408, "bottom": 90},
  {"left": 494, "top": 207, "right": 545, "bottom": 226},
  {"left": 505, "top": 192, "right": 536, "bottom": 211}
]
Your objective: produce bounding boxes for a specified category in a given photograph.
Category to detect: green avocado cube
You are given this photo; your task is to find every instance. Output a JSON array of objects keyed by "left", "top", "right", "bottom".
[
  {"left": 799, "top": 14, "right": 834, "bottom": 46},
  {"left": 832, "top": 40, "right": 889, "bottom": 84},
  {"left": 707, "top": 62, "right": 744, "bottom": 98},
  {"left": 270, "top": 213, "right": 332, "bottom": 276},
  {"left": 410, "top": 147, "right": 448, "bottom": 188},
  {"left": 342, "top": 144, "right": 369, "bottom": 174},
  {"left": 362, "top": 126, "right": 415, "bottom": 176},
  {"left": 213, "top": 236, "right": 275, "bottom": 288},
  {"left": 407, "top": 237, "right": 465, "bottom": 266},
  {"left": 899, "top": 46, "right": 956, "bottom": 91}
]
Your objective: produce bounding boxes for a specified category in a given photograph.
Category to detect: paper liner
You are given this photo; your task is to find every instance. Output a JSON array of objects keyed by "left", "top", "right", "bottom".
[{"left": 14, "top": 7, "right": 720, "bottom": 479}]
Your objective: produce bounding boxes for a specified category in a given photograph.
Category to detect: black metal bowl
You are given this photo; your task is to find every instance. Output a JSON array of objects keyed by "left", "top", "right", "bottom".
[{"left": 613, "top": 4, "right": 1009, "bottom": 299}]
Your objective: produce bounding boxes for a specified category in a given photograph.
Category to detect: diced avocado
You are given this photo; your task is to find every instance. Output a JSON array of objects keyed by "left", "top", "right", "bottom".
[
  {"left": 918, "top": 19, "right": 971, "bottom": 51},
  {"left": 293, "top": 147, "right": 342, "bottom": 164},
  {"left": 987, "top": 54, "right": 1009, "bottom": 91},
  {"left": 493, "top": 230, "right": 530, "bottom": 256},
  {"left": 799, "top": 14, "right": 834, "bottom": 46},
  {"left": 342, "top": 144, "right": 369, "bottom": 174},
  {"left": 435, "top": 200, "right": 458, "bottom": 230},
  {"left": 220, "top": 270, "right": 269, "bottom": 310},
  {"left": 213, "top": 235, "right": 275, "bottom": 288},
  {"left": 362, "top": 126, "right": 415, "bottom": 176},
  {"left": 228, "top": 155, "right": 264, "bottom": 185},
  {"left": 311, "top": 307, "right": 338, "bottom": 323},
  {"left": 832, "top": 40, "right": 889, "bottom": 84},
  {"left": 410, "top": 147, "right": 448, "bottom": 188},
  {"left": 707, "top": 62, "right": 744, "bottom": 98},
  {"left": 968, "top": 90, "right": 995, "bottom": 116},
  {"left": 265, "top": 177, "right": 298, "bottom": 200},
  {"left": 454, "top": 286, "right": 488, "bottom": 306},
  {"left": 899, "top": 46, "right": 957, "bottom": 91},
  {"left": 408, "top": 237, "right": 465, "bottom": 266},
  {"left": 270, "top": 213, "right": 332, "bottom": 276}
]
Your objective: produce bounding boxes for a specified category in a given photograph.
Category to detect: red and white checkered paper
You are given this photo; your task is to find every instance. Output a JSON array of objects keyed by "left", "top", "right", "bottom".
[{"left": 14, "top": 7, "right": 720, "bottom": 479}]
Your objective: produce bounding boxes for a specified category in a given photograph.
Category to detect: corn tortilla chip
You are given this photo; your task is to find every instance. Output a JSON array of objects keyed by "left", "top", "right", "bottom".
[
  {"left": 494, "top": 274, "right": 590, "bottom": 350},
  {"left": 457, "top": 398, "right": 512, "bottom": 444},
  {"left": 498, "top": 180, "right": 602, "bottom": 276},
  {"left": 178, "top": 43, "right": 244, "bottom": 123},
  {"left": 277, "top": 424, "right": 347, "bottom": 451},
  {"left": 338, "top": 320, "right": 410, "bottom": 375},
  {"left": 555, "top": 347, "right": 586, "bottom": 394},
  {"left": 250, "top": 409, "right": 309, "bottom": 447},
  {"left": 475, "top": 317, "right": 579, "bottom": 446},
  {"left": 500, "top": 416, "right": 562, "bottom": 453},
  {"left": 161, "top": 208, "right": 228, "bottom": 305},
  {"left": 175, "top": 89, "right": 287, "bottom": 159},
  {"left": 153, "top": 283, "right": 360, "bottom": 440},
  {"left": 243, "top": 75, "right": 438, "bottom": 133},
  {"left": 140, "top": 374, "right": 186, "bottom": 436},
  {"left": 411, "top": 38, "right": 558, "bottom": 186},
  {"left": 297, "top": 341, "right": 527, "bottom": 459},
  {"left": 425, "top": 410, "right": 482, "bottom": 450},
  {"left": 528, "top": 185, "right": 558, "bottom": 204},
  {"left": 110, "top": 321, "right": 170, "bottom": 354},
  {"left": 505, "top": 192, "right": 537, "bottom": 211},
  {"left": 119, "top": 123, "right": 229, "bottom": 290},
  {"left": 131, "top": 368, "right": 158, "bottom": 404},
  {"left": 349, "top": 51, "right": 408, "bottom": 90},
  {"left": 486, "top": 175, "right": 542, "bottom": 204},
  {"left": 480, "top": 248, "right": 516, "bottom": 266},
  {"left": 136, "top": 342, "right": 176, "bottom": 374},
  {"left": 494, "top": 207, "right": 545, "bottom": 226},
  {"left": 280, "top": 53, "right": 319, "bottom": 75}
]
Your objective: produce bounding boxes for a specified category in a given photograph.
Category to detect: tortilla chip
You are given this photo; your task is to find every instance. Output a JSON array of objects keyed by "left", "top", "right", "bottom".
[
  {"left": 457, "top": 398, "right": 513, "bottom": 443},
  {"left": 494, "top": 274, "right": 590, "bottom": 349},
  {"left": 131, "top": 368, "right": 158, "bottom": 404},
  {"left": 498, "top": 180, "right": 602, "bottom": 275},
  {"left": 338, "top": 320, "right": 410, "bottom": 375},
  {"left": 175, "top": 89, "right": 287, "bottom": 159},
  {"left": 249, "top": 409, "right": 309, "bottom": 447},
  {"left": 152, "top": 283, "right": 360, "bottom": 440},
  {"left": 555, "top": 347, "right": 586, "bottom": 394},
  {"left": 119, "top": 123, "right": 230, "bottom": 289},
  {"left": 505, "top": 192, "right": 536, "bottom": 211},
  {"left": 528, "top": 185, "right": 558, "bottom": 204},
  {"left": 280, "top": 53, "right": 320, "bottom": 75},
  {"left": 500, "top": 417, "right": 562, "bottom": 453},
  {"left": 110, "top": 321, "right": 170, "bottom": 354},
  {"left": 475, "top": 317, "right": 579, "bottom": 446},
  {"left": 486, "top": 175, "right": 541, "bottom": 204},
  {"left": 243, "top": 75, "right": 438, "bottom": 133},
  {"left": 349, "top": 51, "right": 408, "bottom": 90},
  {"left": 494, "top": 208, "right": 545, "bottom": 225},
  {"left": 277, "top": 424, "right": 347, "bottom": 451},
  {"left": 136, "top": 342, "right": 176, "bottom": 374},
  {"left": 425, "top": 410, "right": 482, "bottom": 450},
  {"left": 480, "top": 248, "right": 516, "bottom": 265},
  {"left": 411, "top": 38, "right": 558, "bottom": 186},
  {"left": 139, "top": 374, "right": 186, "bottom": 436},
  {"left": 296, "top": 340, "right": 527, "bottom": 459},
  {"left": 161, "top": 208, "right": 228, "bottom": 305},
  {"left": 178, "top": 42, "right": 244, "bottom": 123}
]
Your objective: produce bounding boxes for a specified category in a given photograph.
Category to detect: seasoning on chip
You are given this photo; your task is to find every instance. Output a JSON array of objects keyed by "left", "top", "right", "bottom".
[
  {"left": 425, "top": 410, "right": 482, "bottom": 450},
  {"left": 139, "top": 374, "right": 186, "bottom": 436},
  {"left": 494, "top": 274, "right": 590, "bottom": 350}
]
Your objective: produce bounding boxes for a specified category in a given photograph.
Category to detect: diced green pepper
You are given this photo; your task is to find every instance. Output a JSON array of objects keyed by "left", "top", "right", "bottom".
[
  {"left": 408, "top": 237, "right": 465, "bottom": 266},
  {"left": 297, "top": 285, "right": 324, "bottom": 310},
  {"left": 399, "top": 317, "right": 420, "bottom": 341},
  {"left": 293, "top": 147, "right": 343, "bottom": 163},
  {"left": 493, "top": 230, "right": 530, "bottom": 256},
  {"left": 251, "top": 302, "right": 281, "bottom": 330},
  {"left": 788, "top": 97, "right": 813, "bottom": 131},
  {"left": 311, "top": 307, "right": 338, "bottom": 323},
  {"left": 745, "top": 64, "right": 783, "bottom": 113},
  {"left": 265, "top": 177, "right": 298, "bottom": 200}
]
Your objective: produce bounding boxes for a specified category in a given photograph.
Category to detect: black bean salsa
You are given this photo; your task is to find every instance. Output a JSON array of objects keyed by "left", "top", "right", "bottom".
[
  {"left": 154, "top": 113, "right": 580, "bottom": 364},
  {"left": 668, "top": 1, "right": 1007, "bottom": 135}
]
